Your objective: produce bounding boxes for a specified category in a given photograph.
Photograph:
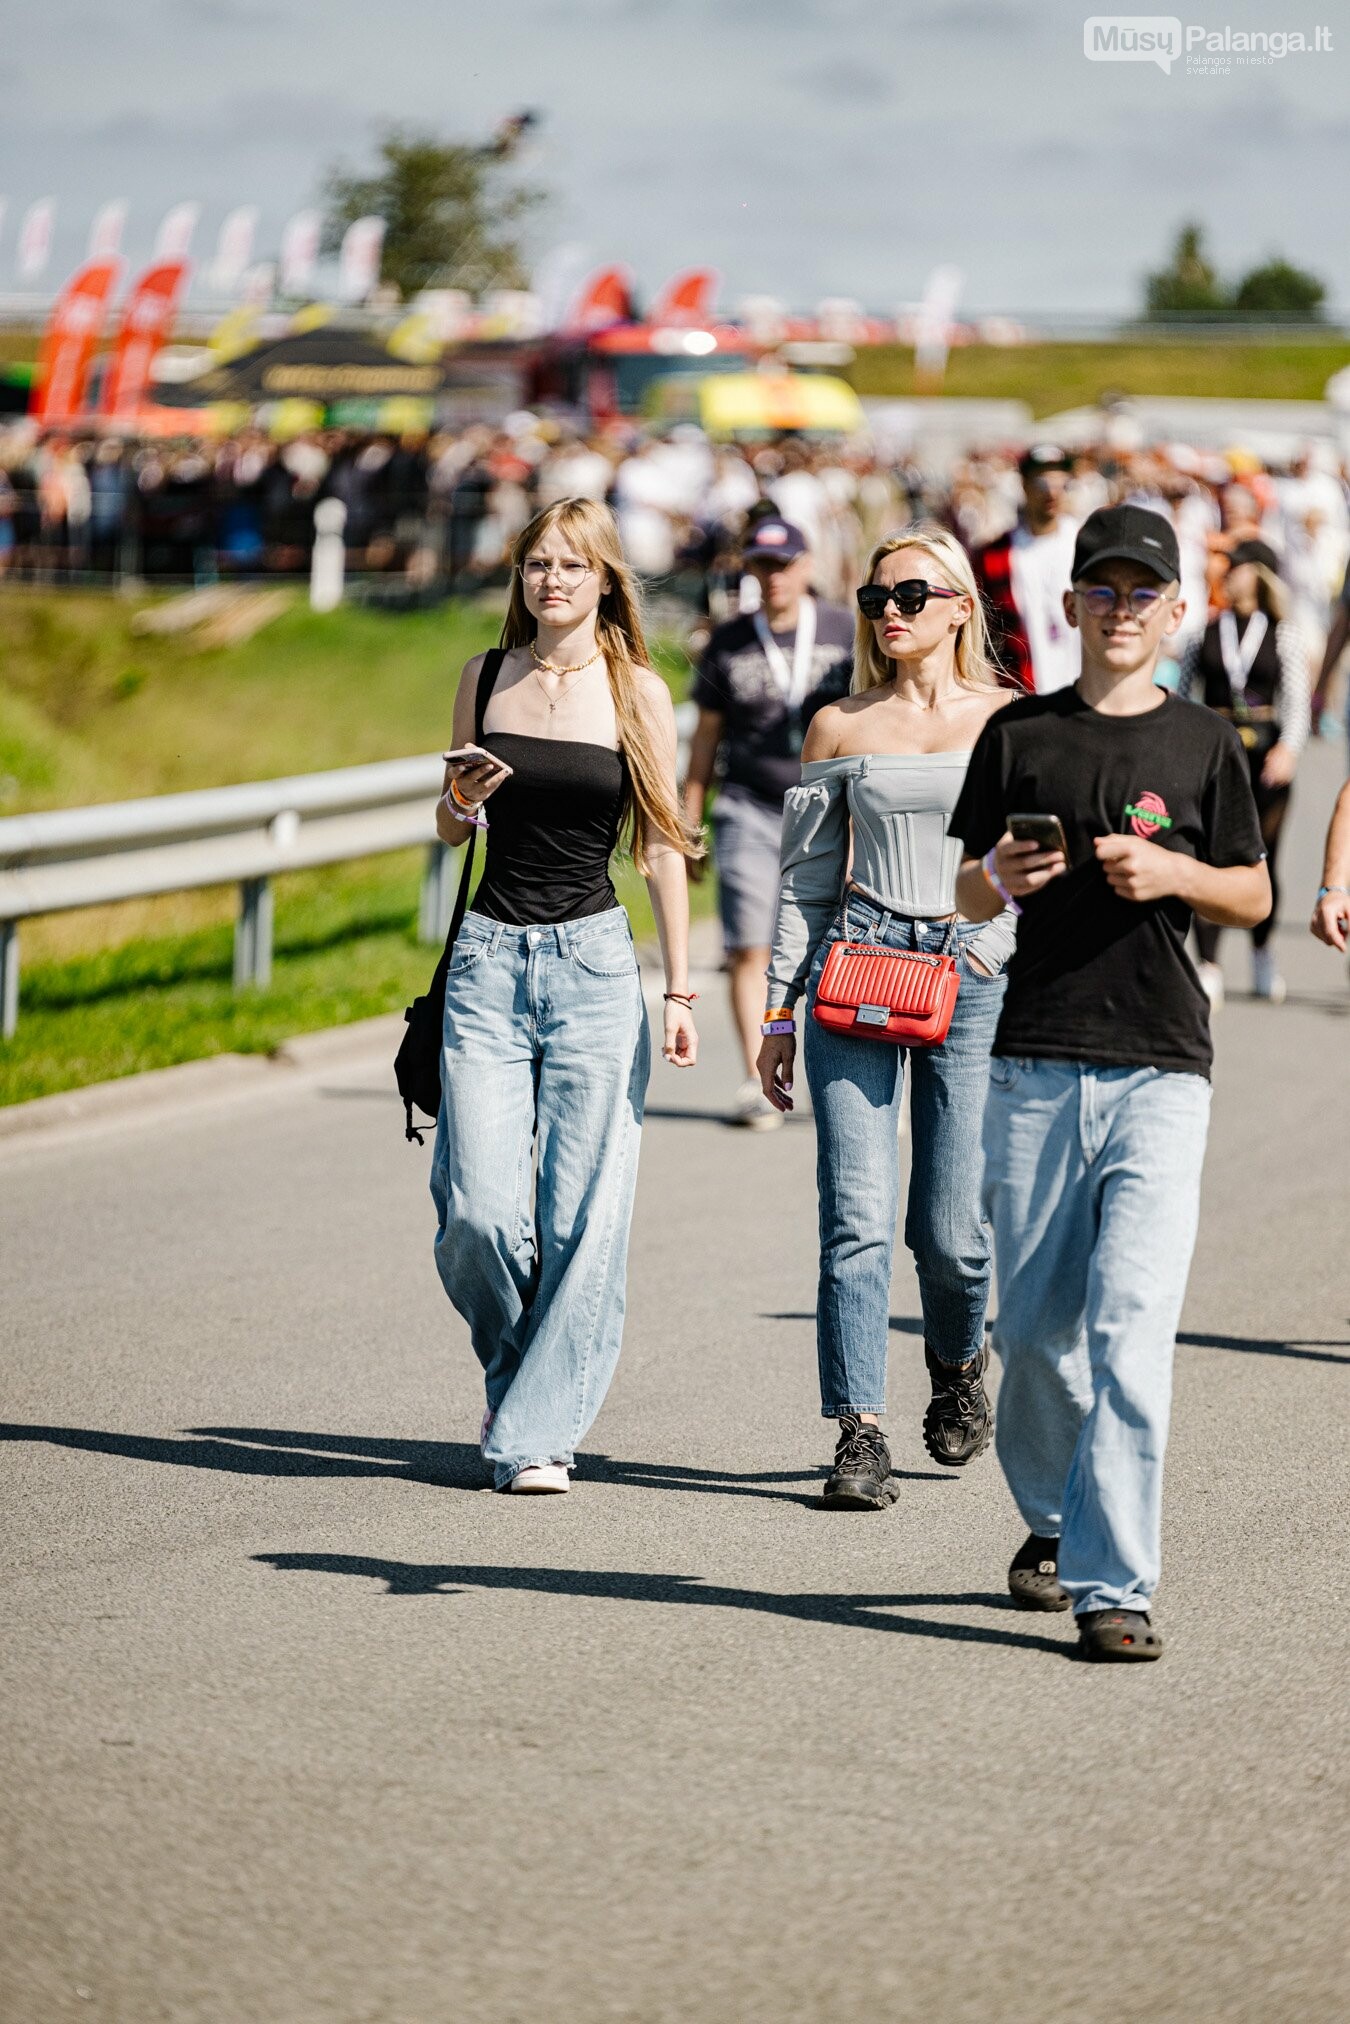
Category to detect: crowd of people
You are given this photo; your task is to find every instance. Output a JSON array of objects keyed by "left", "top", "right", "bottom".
[
  {"left": 4, "top": 410, "right": 1348, "bottom": 656},
  {"left": 424, "top": 478, "right": 1348, "bottom": 1672}
]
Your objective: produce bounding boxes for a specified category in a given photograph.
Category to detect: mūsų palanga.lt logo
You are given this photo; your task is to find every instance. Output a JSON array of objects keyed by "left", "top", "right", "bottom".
[{"left": 1125, "top": 792, "right": 1173, "bottom": 838}]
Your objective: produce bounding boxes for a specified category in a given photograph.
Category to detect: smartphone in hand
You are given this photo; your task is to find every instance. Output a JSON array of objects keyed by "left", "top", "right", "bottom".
[
  {"left": 443, "top": 745, "right": 513, "bottom": 778},
  {"left": 1009, "top": 812, "right": 1068, "bottom": 857}
]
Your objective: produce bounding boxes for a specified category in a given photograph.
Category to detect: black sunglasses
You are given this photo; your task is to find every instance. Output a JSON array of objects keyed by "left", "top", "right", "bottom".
[{"left": 857, "top": 580, "right": 964, "bottom": 619}]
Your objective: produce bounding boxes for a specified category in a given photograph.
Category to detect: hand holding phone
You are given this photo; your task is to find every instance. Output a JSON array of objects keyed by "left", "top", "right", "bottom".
[
  {"left": 992, "top": 813, "right": 1069, "bottom": 899},
  {"left": 1009, "top": 812, "right": 1068, "bottom": 856},
  {"left": 440, "top": 744, "right": 512, "bottom": 828},
  {"left": 442, "top": 744, "right": 513, "bottom": 778}
]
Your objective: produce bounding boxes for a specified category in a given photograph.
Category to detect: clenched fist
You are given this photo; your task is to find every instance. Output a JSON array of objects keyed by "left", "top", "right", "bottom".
[{"left": 1093, "top": 832, "right": 1183, "bottom": 904}]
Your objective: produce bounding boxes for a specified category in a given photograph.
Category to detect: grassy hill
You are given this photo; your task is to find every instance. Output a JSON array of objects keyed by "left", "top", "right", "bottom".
[
  {"left": 846, "top": 340, "right": 1350, "bottom": 414},
  {"left": 0, "top": 589, "right": 700, "bottom": 1105}
]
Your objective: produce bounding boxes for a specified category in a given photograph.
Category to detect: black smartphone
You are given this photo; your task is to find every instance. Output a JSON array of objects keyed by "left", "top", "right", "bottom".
[{"left": 1009, "top": 812, "right": 1068, "bottom": 856}]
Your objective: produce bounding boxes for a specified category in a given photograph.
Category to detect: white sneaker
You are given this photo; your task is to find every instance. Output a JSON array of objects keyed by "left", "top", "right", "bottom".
[
  {"left": 1251, "top": 949, "right": 1287, "bottom": 1003},
  {"left": 508, "top": 1464, "right": 570, "bottom": 1494},
  {"left": 732, "top": 1075, "right": 782, "bottom": 1131},
  {"left": 1197, "top": 960, "right": 1225, "bottom": 1012}
]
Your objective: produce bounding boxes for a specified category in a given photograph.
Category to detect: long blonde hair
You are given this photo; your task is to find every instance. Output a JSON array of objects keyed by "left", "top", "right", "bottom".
[
  {"left": 502, "top": 498, "right": 704, "bottom": 867},
  {"left": 853, "top": 521, "right": 1004, "bottom": 695}
]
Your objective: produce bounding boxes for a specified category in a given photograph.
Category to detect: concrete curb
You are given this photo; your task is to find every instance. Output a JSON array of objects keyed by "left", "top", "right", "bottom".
[
  {"left": 0, "top": 921, "right": 727, "bottom": 1151},
  {"left": 0, "top": 1013, "right": 405, "bottom": 1151}
]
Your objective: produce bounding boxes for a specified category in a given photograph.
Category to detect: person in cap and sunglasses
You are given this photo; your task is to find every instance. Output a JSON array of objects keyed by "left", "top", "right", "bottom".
[
  {"left": 684, "top": 516, "right": 854, "bottom": 1127},
  {"left": 757, "top": 525, "right": 1019, "bottom": 1509},
  {"left": 1177, "top": 539, "right": 1312, "bottom": 1006},
  {"left": 970, "top": 445, "right": 1081, "bottom": 695},
  {"left": 951, "top": 505, "right": 1270, "bottom": 1661}
]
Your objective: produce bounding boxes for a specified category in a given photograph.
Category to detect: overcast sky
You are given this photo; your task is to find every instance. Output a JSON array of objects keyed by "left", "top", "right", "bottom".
[{"left": 3, "top": 0, "right": 1348, "bottom": 317}]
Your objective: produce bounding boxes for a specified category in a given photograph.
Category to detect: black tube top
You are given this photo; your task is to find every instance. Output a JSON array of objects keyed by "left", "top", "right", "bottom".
[{"left": 472, "top": 733, "right": 629, "bottom": 925}]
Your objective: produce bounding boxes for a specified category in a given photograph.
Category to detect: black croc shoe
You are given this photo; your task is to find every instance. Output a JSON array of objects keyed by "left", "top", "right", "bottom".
[
  {"left": 1077, "top": 1609, "right": 1163, "bottom": 1662},
  {"left": 821, "top": 1416, "right": 896, "bottom": 1509},
  {"left": 1007, "top": 1533, "right": 1071, "bottom": 1612},
  {"left": 922, "top": 1342, "right": 994, "bottom": 1467}
]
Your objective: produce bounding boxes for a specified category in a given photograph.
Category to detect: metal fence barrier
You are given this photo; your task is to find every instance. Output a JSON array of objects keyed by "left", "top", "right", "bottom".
[{"left": 0, "top": 703, "right": 698, "bottom": 1040}]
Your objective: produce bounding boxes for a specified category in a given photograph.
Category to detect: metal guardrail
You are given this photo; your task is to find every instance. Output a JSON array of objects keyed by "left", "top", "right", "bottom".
[{"left": 0, "top": 703, "right": 699, "bottom": 1039}]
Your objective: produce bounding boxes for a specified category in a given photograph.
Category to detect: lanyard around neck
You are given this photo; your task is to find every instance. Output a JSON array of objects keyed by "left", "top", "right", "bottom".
[
  {"left": 753, "top": 596, "right": 817, "bottom": 708},
  {"left": 1218, "top": 609, "right": 1268, "bottom": 705}
]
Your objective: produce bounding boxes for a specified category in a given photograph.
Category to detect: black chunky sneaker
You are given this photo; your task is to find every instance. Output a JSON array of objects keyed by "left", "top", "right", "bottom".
[
  {"left": 922, "top": 1341, "right": 994, "bottom": 1467},
  {"left": 821, "top": 1415, "right": 896, "bottom": 1509},
  {"left": 1007, "top": 1532, "right": 1071, "bottom": 1612}
]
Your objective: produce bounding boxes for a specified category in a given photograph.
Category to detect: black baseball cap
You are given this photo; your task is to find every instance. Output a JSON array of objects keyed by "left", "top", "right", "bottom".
[
  {"left": 1228, "top": 538, "right": 1281, "bottom": 576},
  {"left": 743, "top": 516, "right": 808, "bottom": 561},
  {"left": 1018, "top": 442, "right": 1072, "bottom": 478},
  {"left": 1072, "top": 504, "right": 1180, "bottom": 585}
]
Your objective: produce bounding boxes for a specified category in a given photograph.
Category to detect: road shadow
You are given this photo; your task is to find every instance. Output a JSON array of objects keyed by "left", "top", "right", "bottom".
[
  {"left": 765, "top": 1312, "right": 925, "bottom": 1337},
  {"left": 0, "top": 1423, "right": 950, "bottom": 1499},
  {"left": 0, "top": 1421, "right": 486, "bottom": 1488},
  {"left": 641, "top": 1106, "right": 812, "bottom": 1127},
  {"left": 1175, "top": 1331, "right": 1350, "bottom": 1366},
  {"left": 575, "top": 1451, "right": 953, "bottom": 1496},
  {"left": 254, "top": 1554, "right": 1073, "bottom": 1657},
  {"left": 767, "top": 1317, "right": 1350, "bottom": 1367}
]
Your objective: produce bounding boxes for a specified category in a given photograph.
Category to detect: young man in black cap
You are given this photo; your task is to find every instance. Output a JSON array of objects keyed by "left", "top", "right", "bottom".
[
  {"left": 951, "top": 504, "right": 1270, "bottom": 1662},
  {"left": 971, "top": 444, "right": 1080, "bottom": 694},
  {"left": 684, "top": 516, "right": 853, "bottom": 1126}
]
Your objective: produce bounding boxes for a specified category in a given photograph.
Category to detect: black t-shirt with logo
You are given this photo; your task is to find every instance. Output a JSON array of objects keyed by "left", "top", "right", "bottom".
[
  {"left": 691, "top": 602, "right": 854, "bottom": 808},
  {"left": 949, "top": 688, "right": 1265, "bottom": 1076}
]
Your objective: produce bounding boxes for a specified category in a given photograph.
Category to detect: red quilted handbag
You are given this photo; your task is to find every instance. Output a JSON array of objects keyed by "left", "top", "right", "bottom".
[{"left": 812, "top": 941, "right": 960, "bottom": 1046}]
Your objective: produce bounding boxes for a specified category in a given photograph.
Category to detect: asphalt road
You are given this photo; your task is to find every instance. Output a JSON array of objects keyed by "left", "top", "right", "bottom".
[{"left": 3, "top": 741, "right": 1348, "bottom": 2024}]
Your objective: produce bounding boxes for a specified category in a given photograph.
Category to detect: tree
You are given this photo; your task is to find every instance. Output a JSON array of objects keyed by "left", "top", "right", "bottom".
[
  {"left": 1231, "top": 257, "right": 1325, "bottom": 319},
  {"left": 1143, "top": 223, "right": 1227, "bottom": 318},
  {"left": 322, "top": 126, "right": 544, "bottom": 301}
]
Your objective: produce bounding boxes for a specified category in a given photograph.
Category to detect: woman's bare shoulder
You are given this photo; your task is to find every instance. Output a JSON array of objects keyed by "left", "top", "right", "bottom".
[
  {"left": 801, "top": 699, "right": 851, "bottom": 762},
  {"left": 635, "top": 666, "right": 676, "bottom": 715}
]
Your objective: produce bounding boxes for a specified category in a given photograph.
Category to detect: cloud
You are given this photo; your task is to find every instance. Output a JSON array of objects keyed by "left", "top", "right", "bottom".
[
  {"left": 166, "top": 0, "right": 281, "bottom": 22},
  {"left": 785, "top": 57, "right": 896, "bottom": 104}
]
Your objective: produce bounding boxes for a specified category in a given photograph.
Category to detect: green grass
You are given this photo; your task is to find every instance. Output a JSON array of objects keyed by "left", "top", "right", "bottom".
[
  {"left": 846, "top": 341, "right": 1350, "bottom": 416},
  {"left": 0, "top": 589, "right": 506, "bottom": 808},
  {"left": 0, "top": 589, "right": 702, "bottom": 1105}
]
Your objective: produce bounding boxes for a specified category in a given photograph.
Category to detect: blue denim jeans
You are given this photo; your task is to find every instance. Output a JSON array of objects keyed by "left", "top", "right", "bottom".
[
  {"left": 982, "top": 1058, "right": 1212, "bottom": 1616},
  {"left": 803, "top": 894, "right": 1008, "bottom": 1417},
  {"left": 430, "top": 908, "right": 651, "bottom": 1488}
]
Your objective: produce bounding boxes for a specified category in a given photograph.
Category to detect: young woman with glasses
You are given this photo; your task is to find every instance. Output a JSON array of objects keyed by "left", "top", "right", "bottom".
[
  {"left": 757, "top": 525, "right": 1019, "bottom": 1509},
  {"left": 431, "top": 497, "right": 703, "bottom": 1493}
]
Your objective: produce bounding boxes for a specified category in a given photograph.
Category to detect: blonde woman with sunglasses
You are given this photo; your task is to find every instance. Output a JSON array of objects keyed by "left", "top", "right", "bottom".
[{"left": 757, "top": 524, "right": 1018, "bottom": 1510}]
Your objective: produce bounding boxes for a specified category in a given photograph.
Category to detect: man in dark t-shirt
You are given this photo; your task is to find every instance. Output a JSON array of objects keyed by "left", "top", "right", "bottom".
[
  {"left": 683, "top": 516, "right": 853, "bottom": 1123},
  {"left": 950, "top": 504, "right": 1269, "bottom": 1663}
]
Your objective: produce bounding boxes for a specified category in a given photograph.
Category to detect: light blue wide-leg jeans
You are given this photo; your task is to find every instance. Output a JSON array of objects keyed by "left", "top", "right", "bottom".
[
  {"left": 982, "top": 1057, "right": 1212, "bottom": 1616},
  {"left": 430, "top": 907, "right": 650, "bottom": 1488}
]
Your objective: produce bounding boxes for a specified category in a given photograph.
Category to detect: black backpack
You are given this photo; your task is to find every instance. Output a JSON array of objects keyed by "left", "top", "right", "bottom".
[{"left": 395, "top": 648, "right": 504, "bottom": 1143}]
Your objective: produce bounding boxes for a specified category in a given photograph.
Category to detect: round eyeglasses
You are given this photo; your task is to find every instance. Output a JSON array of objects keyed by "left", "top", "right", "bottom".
[
  {"left": 521, "top": 560, "right": 594, "bottom": 591},
  {"left": 1075, "top": 584, "right": 1167, "bottom": 619}
]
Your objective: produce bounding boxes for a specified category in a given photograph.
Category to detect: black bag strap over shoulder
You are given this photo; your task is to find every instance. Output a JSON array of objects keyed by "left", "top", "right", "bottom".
[{"left": 394, "top": 647, "right": 506, "bottom": 1142}]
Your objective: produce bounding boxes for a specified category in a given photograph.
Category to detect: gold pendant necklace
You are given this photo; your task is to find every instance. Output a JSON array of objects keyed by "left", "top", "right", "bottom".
[{"left": 529, "top": 641, "right": 604, "bottom": 714}]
